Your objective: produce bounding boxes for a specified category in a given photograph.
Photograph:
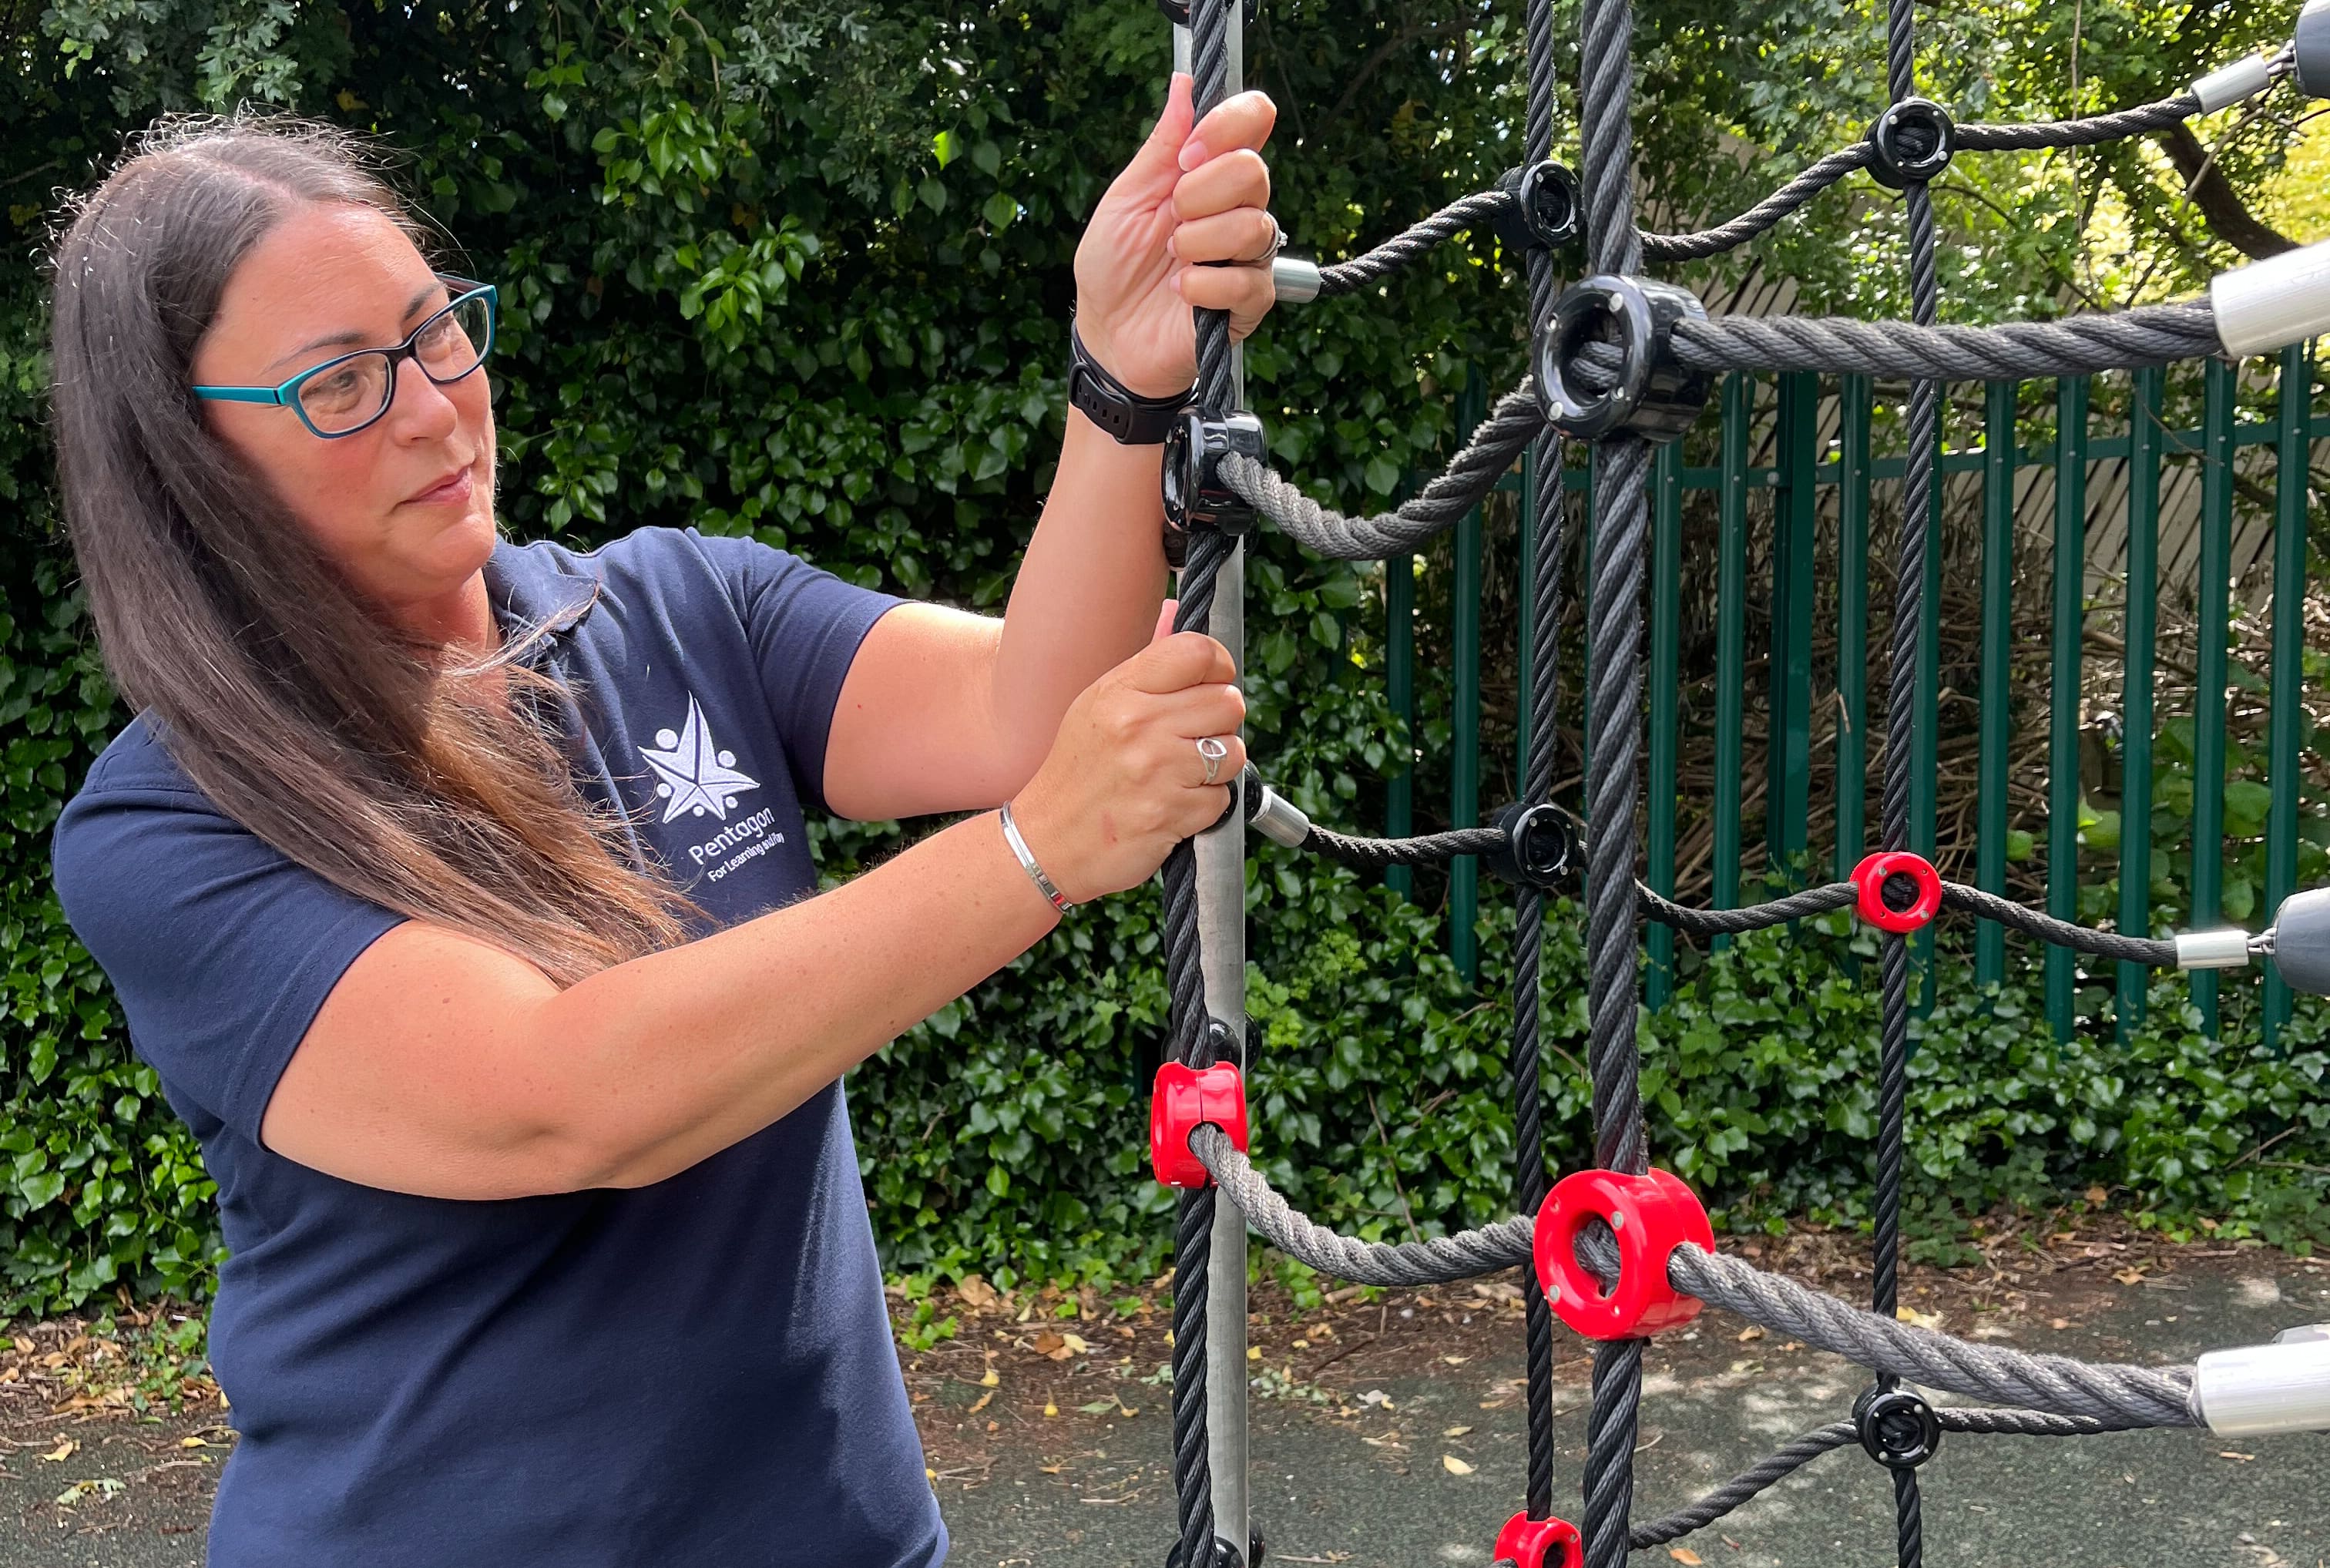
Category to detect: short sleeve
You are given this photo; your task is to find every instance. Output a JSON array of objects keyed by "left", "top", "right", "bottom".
[
  {"left": 51, "top": 772, "right": 406, "bottom": 1143},
  {"left": 685, "top": 529, "right": 901, "bottom": 814}
]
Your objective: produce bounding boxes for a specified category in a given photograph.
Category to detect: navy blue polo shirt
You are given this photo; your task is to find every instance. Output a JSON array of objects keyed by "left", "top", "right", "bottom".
[{"left": 50, "top": 527, "right": 942, "bottom": 1568}]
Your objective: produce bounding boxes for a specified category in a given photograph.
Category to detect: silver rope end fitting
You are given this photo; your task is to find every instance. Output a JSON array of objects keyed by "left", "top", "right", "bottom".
[
  {"left": 1241, "top": 768, "right": 1313, "bottom": 849},
  {"left": 2191, "top": 52, "right": 2277, "bottom": 113},
  {"left": 1485, "top": 801, "right": 1578, "bottom": 890},
  {"left": 2261, "top": 885, "right": 2330, "bottom": 995},
  {"left": 1533, "top": 275, "right": 1711, "bottom": 443},
  {"left": 1271, "top": 255, "right": 1322, "bottom": 304},
  {"left": 1162, "top": 408, "right": 1265, "bottom": 566},
  {"left": 2211, "top": 239, "right": 2330, "bottom": 357},
  {"left": 1494, "top": 159, "right": 1581, "bottom": 254},
  {"left": 2296, "top": 0, "right": 2330, "bottom": 99},
  {"left": 1864, "top": 97, "right": 1956, "bottom": 190},
  {"left": 2194, "top": 1328, "right": 2330, "bottom": 1436},
  {"left": 2174, "top": 928, "right": 2253, "bottom": 971}
]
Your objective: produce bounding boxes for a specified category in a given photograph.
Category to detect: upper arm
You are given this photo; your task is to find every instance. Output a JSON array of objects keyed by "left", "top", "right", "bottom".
[
  {"left": 52, "top": 781, "right": 579, "bottom": 1200},
  {"left": 822, "top": 602, "right": 1016, "bottom": 821}
]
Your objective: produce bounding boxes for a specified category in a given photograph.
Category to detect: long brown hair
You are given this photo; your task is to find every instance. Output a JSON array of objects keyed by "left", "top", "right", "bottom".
[{"left": 45, "top": 112, "right": 694, "bottom": 985}]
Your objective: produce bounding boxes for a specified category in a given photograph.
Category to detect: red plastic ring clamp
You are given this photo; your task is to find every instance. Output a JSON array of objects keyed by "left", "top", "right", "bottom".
[
  {"left": 1493, "top": 1511, "right": 1582, "bottom": 1568},
  {"left": 1532, "top": 1168, "right": 1714, "bottom": 1341},
  {"left": 1852, "top": 851, "right": 1942, "bottom": 934},
  {"left": 1148, "top": 1061, "right": 1249, "bottom": 1189}
]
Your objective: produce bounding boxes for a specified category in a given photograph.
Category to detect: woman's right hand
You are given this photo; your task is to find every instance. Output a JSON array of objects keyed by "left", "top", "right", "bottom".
[{"left": 1008, "top": 625, "right": 1247, "bottom": 906}]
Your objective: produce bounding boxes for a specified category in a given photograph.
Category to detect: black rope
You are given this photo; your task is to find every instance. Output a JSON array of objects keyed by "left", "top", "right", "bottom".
[
  {"left": 1636, "top": 880, "right": 1858, "bottom": 935},
  {"left": 1304, "top": 824, "right": 1502, "bottom": 871},
  {"left": 1940, "top": 881, "right": 2178, "bottom": 965},
  {"left": 1317, "top": 189, "right": 1512, "bottom": 296}
]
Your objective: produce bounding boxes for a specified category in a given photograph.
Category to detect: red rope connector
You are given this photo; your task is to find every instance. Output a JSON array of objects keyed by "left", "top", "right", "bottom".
[
  {"left": 1149, "top": 1061, "right": 1249, "bottom": 1189},
  {"left": 1852, "top": 850, "right": 1943, "bottom": 934},
  {"left": 1533, "top": 1168, "right": 1714, "bottom": 1341},
  {"left": 1494, "top": 1511, "right": 1582, "bottom": 1568}
]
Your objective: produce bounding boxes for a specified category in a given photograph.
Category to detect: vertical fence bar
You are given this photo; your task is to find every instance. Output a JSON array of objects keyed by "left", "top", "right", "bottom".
[
  {"left": 1714, "top": 374, "right": 1751, "bottom": 945},
  {"left": 1911, "top": 391, "right": 1946, "bottom": 1009},
  {"left": 2047, "top": 377, "right": 2090, "bottom": 1042},
  {"left": 1385, "top": 556, "right": 1415, "bottom": 904},
  {"left": 1649, "top": 443, "right": 1684, "bottom": 1006},
  {"left": 1450, "top": 371, "right": 1486, "bottom": 983},
  {"left": 2191, "top": 358, "right": 2236, "bottom": 1035},
  {"left": 1770, "top": 371, "right": 1818, "bottom": 875},
  {"left": 1836, "top": 376, "right": 1872, "bottom": 881},
  {"left": 2265, "top": 344, "right": 2313, "bottom": 1048},
  {"left": 2119, "top": 366, "right": 2163, "bottom": 1036},
  {"left": 1976, "top": 381, "right": 2017, "bottom": 989}
]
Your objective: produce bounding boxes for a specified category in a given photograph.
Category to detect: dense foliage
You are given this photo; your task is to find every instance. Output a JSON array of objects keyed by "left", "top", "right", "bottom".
[{"left": 2, "top": 0, "right": 2325, "bottom": 1314}]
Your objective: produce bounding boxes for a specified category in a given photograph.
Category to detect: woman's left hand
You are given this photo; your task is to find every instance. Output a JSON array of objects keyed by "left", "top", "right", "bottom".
[{"left": 1073, "top": 74, "right": 1280, "bottom": 400}]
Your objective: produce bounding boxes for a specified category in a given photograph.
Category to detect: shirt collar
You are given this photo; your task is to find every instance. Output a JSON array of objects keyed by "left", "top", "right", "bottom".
[{"left": 482, "top": 538, "right": 602, "bottom": 663}]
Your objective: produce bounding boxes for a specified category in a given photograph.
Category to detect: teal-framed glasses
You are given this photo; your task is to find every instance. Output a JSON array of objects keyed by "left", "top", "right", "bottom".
[{"left": 192, "top": 274, "right": 498, "bottom": 439}]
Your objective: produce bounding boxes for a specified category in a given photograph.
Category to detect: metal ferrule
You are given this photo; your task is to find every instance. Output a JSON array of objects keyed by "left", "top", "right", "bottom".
[
  {"left": 1247, "top": 784, "right": 1312, "bottom": 849},
  {"left": 2191, "top": 52, "right": 2275, "bottom": 112},
  {"left": 2211, "top": 240, "right": 2330, "bottom": 357},
  {"left": 2195, "top": 1334, "right": 2330, "bottom": 1435},
  {"left": 2175, "top": 928, "right": 2254, "bottom": 970},
  {"left": 1272, "top": 256, "right": 1323, "bottom": 304}
]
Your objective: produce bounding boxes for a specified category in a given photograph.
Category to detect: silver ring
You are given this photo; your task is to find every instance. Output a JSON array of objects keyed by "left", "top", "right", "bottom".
[
  {"left": 1259, "top": 213, "right": 1287, "bottom": 264},
  {"left": 1197, "top": 735, "right": 1231, "bottom": 786}
]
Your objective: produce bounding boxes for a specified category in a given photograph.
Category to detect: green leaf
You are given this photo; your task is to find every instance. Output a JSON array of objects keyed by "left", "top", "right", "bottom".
[{"left": 982, "top": 191, "right": 1017, "bottom": 230}]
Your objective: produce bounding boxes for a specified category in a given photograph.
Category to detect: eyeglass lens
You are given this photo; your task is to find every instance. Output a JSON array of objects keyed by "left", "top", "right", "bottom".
[{"left": 297, "top": 293, "right": 492, "bottom": 435}]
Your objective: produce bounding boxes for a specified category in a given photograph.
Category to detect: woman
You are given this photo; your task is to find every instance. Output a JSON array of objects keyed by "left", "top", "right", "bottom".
[{"left": 45, "top": 78, "right": 1277, "bottom": 1567}]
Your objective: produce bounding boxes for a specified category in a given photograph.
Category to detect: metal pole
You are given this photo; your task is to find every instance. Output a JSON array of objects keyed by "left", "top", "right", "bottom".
[{"left": 1174, "top": 12, "right": 1251, "bottom": 1560}]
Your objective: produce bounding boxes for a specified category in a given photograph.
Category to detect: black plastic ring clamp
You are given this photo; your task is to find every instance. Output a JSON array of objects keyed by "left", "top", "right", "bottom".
[
  {"left": 1495, "top": 160, "right": 1581, "bottom": 253},
  {"left": 1853, "top": 1385, "right": 1943, "bottom": 1470},
  {"left": 1163, "top": 409, "right": 1266, "bottom": 566},
  {"left": 1865, "top": 97, "right": 1956, "bottom": 190},
  {"left": 1485, "top": 802, "right": 1579, "bottom": 891},
  {"left": 1533, "top": 275, "right": 1711, "bottom": 444}
]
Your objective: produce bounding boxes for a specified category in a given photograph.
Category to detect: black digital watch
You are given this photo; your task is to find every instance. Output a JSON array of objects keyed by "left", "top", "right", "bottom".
[{"left": 1067, "top": 324, "right": 1191, "bottom": 445}]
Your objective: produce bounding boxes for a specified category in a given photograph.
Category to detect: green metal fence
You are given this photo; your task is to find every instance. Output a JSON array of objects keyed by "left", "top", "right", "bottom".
[{"left": 1382, "top": 348, "right": 2323, "bottom": 1045}]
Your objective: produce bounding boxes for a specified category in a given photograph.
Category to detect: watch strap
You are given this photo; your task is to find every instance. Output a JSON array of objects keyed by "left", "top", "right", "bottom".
[{"left": 1069, "top": 324, "right": 1190, "bottom": 445}]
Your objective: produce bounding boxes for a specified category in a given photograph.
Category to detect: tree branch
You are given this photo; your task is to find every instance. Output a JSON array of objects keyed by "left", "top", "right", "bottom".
[{"left": 2154, "top": 119, "right": 2296, "bottom": 260}]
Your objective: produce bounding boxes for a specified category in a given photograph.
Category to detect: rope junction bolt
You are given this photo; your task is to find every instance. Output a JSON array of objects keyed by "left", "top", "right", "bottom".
[
  {"left": 1495, "top": 161, "right": 1582, "bottom": 254},
  {"left": 1533, "top": 275, "right": 1711, "bottom": 443},
  {"left": 2264, "top": 886, "right": 2330, "bottom": 994},
  {"left": 1864, "top": 97, "right": 1956, "bottom": 190},
  {"left": 1163, "top": 410, "right": 1266, "bottom": 565},
  {"left": 1853, "top": 1386, "right": 1944, "bottom": 1469},
  {"left": 1533, "top": 1169, "right": 1714, "bottom": 1341},
  {"left": 1493, "top": 1511, "right": 1583, "bottom": 1568},
  {"left": 1485, "top": 801, "right": 1579, "bottom": 891},
  {"left": 2294, "top": 0, "right": 2330, "bottom": 100},
  {"left": 1150, "top": 1060, "right": 1249, "bottom": 1190},
  {"left": 1852, "top": 851, "right": 1942, "bottom": 935}
]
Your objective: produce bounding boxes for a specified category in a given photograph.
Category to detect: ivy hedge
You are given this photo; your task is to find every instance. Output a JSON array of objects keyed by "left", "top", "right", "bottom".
[{"left": 4, "top": 0, "right": 2327, "bottom": 1315}]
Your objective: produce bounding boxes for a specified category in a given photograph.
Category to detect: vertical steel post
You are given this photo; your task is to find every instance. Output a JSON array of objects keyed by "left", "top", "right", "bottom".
[
  {"left": 1836, "top": 376, "right": 1872, "bottom": 882},
  {"left": 2047, "top": 378, "right": 2090, "bottom": 1042},
  {"left": 1976, "top": 381, "right": 2016, "bottom": 989},
  {"left": 1168, "top": 15, "right": 1249, "bottom": 1558},
  {"left": 1648, "top": 442, "right": 1683, "bottom": 1006},
  {"left": 2191, "top": 357, "right": 2235, "bottom": 1036},
  {"left": 1713, "top": 374, "right": 1751, "bottom": 942},
  {"left": 2119, "top": 366, "right": 2162, "bottom": 1037},
  {"left": 2265, "top": 344, "right": 2313, "bottom": 1049}
]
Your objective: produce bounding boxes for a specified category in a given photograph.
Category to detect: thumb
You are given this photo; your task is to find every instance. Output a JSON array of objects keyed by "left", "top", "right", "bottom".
[
  {"left": 1117, "top": 74, "right": 1196, "bottom": 195},
  {"left": 1152, "top": 598, "right": 1180, "bottom": 643}
]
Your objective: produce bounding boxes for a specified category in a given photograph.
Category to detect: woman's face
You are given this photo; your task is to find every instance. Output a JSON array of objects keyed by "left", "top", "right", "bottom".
[{"left": 189, "top": 203, "right": 497, "bottom": 626}]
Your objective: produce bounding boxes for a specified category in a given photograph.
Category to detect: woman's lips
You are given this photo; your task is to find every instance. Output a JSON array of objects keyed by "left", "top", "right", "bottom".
[{"left": 407, "top": 465, "right": 474, "bottom": 506}]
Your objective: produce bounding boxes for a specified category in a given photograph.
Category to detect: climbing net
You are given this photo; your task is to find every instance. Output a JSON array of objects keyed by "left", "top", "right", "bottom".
[{"left": 1144, "top": 1, "right": 2330, "bottom": 1565}]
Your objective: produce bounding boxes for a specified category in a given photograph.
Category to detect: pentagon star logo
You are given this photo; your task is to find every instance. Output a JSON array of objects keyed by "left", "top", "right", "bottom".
[{"left": 640, "top": 696, "right": 760, "bottom": 823}]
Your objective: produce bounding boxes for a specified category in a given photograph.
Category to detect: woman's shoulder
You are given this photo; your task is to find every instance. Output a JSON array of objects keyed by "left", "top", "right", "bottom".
[{"left": 64, "top": 713, "right": 210, "bottom": 809}]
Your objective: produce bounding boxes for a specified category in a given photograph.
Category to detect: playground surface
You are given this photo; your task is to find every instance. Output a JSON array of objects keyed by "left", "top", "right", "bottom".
[{"left": 1, "top": 1223, "right": 2324, "bottom": 1567}]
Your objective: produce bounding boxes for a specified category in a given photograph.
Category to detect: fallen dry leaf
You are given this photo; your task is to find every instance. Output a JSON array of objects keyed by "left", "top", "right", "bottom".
[
  {"left": 1042, "top": 1398, "right": 1058, "bottom": 1419},
  {"left": 1442, "top": 1425, "right": 1475, "bottom": 1438},
  {"left": 40, "top": 1439, "right": 76, "bottom": 1462},
  {"left": 1737, "top": 1326, "right": 1765, "bottom": 1343},
  {"left": 1442, "top": 1454, "right": 1474, "bottom": 1476},
  {"left": 956, "top": 1275, "right": 998, "bottom": 1311},
  {"left": 979, "top": 1368, "right": 999, "bottom": 1388},
  {"left": 969, "top": 1391, "right": 994, "bottom": 1415},
  {"left": 1669, "top": 1549, "right": 1704, "bottom": 1565}
]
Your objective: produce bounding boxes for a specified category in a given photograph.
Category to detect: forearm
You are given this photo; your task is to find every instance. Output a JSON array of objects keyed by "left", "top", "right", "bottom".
[
  {"left": 540, "top": 811, "right": 1056, "bottom": 1187},
  {"left": 986, "top": 410, "right": 1170, "bottom": 780}
]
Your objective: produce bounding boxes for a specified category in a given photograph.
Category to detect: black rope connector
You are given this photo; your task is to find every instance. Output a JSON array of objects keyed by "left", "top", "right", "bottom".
[
  {"left": 1155, "top": 0, "right": 1257, "bottom": 25},
  {"left": 1485, "top": 801, "right": 1579, "bottom": 890},
  {"left": 1865, "top": 97, "right": 1956, "bottom": 190},
  {"left": 1495, "top": 160, "right": 1582, "bottom": 253},
  {"left": 1163, "top": 409, "right": 1266, "bottom": 565},
  {"left": 1533, "top": 275, "right": 1711, "bottom": 443},
  {"left": 1853, "top": 1386, "right": 1943, "bottom": 1469}
]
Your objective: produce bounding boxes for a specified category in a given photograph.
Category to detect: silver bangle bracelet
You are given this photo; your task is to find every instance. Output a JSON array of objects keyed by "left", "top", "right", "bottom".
[{"left": 999, "top": 802, "right": 1072, "bottom": 913}]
